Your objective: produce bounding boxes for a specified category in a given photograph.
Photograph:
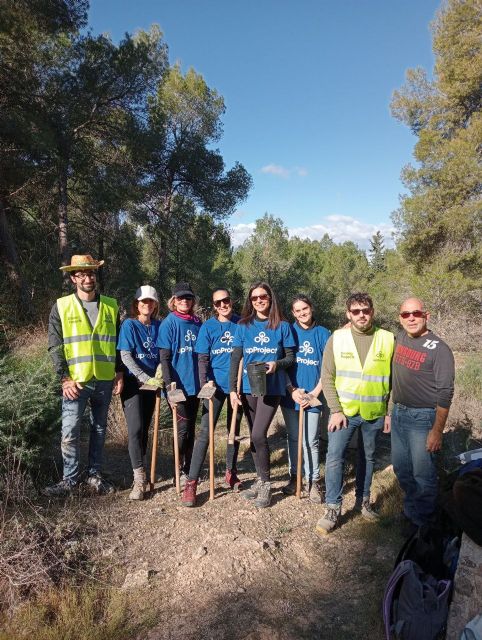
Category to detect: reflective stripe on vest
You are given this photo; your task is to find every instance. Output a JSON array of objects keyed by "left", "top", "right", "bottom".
[
  {"left": 57, "top": 294, "right": 118, "bottom": 382},
  {"left": 333, "top": 328, "right": 394, "bottom": 420}
]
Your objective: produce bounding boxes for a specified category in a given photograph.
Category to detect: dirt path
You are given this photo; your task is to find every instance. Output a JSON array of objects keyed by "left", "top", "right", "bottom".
[{"left": 93, "top": 409, "right": 403, "bottom": 640}]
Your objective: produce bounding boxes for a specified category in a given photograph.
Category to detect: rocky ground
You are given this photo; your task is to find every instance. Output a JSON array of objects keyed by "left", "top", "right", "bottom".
[{"left": 89, "top": 404, "right": 404, "bottom": 640}]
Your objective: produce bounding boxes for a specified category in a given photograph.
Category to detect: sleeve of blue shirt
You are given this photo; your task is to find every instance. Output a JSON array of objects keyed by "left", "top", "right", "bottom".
[
  {"left": 156, "top": 315, "right": 174, "bottom": 349},
  {"left": 233, "top": 323, "right": 245, "bottom": 348},
  {"left": 195, "top": 322, "right": 210, "bottom": 355},
  {"left": 281, "top": 321, "right": 296, "bottom": 347},
  {"left": 117, "top": 319, "right": 135, "bottom": 351}
]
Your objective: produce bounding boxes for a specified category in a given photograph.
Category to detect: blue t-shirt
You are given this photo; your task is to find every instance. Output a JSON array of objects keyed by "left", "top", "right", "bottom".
[
  {"left": 195, "top": 314, "right": 240, "bottom": 394},
  {"left": 156, "top": 312, "right": 202, "bottom": 397},
  {"left": 233, "top": 318, "right": 296, "bottom": 396},
  {"left": 281, "top": 322, "right": 331, "bottom": 413},
  {"left": 117, "top": 318, "right": 162, "bottom": 377}
]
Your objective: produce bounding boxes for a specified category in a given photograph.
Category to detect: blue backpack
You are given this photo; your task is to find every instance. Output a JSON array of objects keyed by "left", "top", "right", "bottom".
[{"left": 382, "top": 525, "right": 458, "bottom": 640}]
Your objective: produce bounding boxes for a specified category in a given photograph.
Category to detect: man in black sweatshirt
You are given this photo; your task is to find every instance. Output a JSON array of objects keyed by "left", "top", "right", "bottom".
[{"left": 390, "top": 297, "right": 455, "bottom": 529}]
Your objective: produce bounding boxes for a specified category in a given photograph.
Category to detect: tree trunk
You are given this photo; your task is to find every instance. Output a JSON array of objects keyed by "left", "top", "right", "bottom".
[
  {"left": 0, "top": 194, "right": 31, "bottom": 314},
  {"left": 58, "top": 164, "right": 71, "bottom": 293},
  {"left": 97, "top": 222, "right": 105, "bottom": 292}
]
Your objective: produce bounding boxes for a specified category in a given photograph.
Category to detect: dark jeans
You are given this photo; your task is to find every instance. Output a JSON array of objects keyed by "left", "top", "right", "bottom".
[
  {"left": 61, "top": 379, "right": 114, "bottom": 483},
  {"left": 188, "top": 388, "right": 242, "bottom": 481},
  {"left": 325, "top": 413, "right": 384, "bottom": 506},
  {"left": 391, "top": 403, "right": 438, "bottom": 526},
  {"left": 241, "top": 394, "right": 280, "bottom": 482},
  {"left": 120, "top": 376, "right": 157, "bottom": 471},
  {"left": 168, "top": 395, "right": 200, "bottom": 475}
]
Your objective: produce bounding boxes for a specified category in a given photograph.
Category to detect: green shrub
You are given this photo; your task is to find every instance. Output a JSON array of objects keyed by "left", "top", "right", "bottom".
[
  {"left": 0, "top": 350, "right": 59, "bottom": 471},
  {"left": 457, "top": 354, "right": 482, "bottom": 402}
]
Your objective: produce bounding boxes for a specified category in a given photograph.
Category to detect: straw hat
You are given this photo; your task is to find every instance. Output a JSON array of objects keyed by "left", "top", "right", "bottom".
[{"left": 59, "top": 254, "right": 105, "bottom": 272}]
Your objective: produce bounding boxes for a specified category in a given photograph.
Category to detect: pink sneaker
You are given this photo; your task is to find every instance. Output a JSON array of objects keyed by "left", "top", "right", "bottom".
[{"left": 181, "top": 479, "right": 197, "bottom": 507}]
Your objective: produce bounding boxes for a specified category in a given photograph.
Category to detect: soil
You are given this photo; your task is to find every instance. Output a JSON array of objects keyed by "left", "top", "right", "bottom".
[{"left": 86, "top": 406, "right": 404, "bottom": 640}]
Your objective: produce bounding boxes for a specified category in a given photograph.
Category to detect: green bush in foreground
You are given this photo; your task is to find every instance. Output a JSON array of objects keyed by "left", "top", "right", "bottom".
[
  {"left": 0, "top": 350, "right": 59, "bottom": 472},
  {"left": 457, "top": 354, "right": 482, "bottom": 402}
]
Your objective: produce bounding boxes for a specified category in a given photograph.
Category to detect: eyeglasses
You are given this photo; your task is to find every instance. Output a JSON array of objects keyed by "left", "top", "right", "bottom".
[
  {"left": 349, "top": 307, "right": 371, "bottom": 316},
  {"left": 251, "top": 294, "right": 270, "bottom": 302},
  {"left": 73, "top": 272, "right": 96, "bottom": 281},
  {"left": 400, "top": 310, "right": 426, "bottom": 319},
  {"left": 213, "top": 297, "right": 231, "bottom": 307}
]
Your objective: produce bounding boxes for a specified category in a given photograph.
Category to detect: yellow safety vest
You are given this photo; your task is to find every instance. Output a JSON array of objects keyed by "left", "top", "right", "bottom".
[
  {"left": 333, "top": 327, "right": 394, "bottom": 420},
  {"left": 57, "top": 293, "right": 118, "bottom": 383}
]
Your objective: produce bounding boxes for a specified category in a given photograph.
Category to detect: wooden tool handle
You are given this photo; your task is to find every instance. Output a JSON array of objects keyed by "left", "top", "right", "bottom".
[
  {"left": 150, "top": 391, "right": 161, "bottom": 487},
  {"left": 296, "top": 405, "right": 304, "bottom": 498},
  {"left": 209, "top": 398, "right": 215, "bottom": 501},
  {"left": 228, "top": 358, "right": 243, "bottom": 445},
  {"left": 171, "top": 382, "right": 181, "bottom": 495}
]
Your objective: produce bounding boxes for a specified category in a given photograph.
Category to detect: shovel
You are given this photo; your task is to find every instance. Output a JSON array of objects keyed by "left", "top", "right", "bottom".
[
  {"left": 198, "top": 382, "right": 217, "bottom": 501},
  {"left": 296, "top": 393, "right": 322, "bottom": 498},
  {"left": 228, "top": 358, "right": 243, "bottom": 446},
  {"left": 168, "top": 382, "right": 186, "bottom": 495}
]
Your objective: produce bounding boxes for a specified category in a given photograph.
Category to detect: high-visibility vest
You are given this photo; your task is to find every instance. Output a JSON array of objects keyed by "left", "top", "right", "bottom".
[
  {"left": 333, "top": 327, "right": 394, "bottom": 420},
  {"left": 57, "top": 294, "right": 118, "bottom": 383}
]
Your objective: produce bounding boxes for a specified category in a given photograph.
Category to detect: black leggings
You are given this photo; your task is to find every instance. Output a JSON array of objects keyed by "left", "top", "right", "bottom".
[
  {"left": 188, "top": 388, "right": 242, "bottom": 481},
  {"left": 241, "top": 394, "right": 280, "bottom": 482},
  {"left": 168, "top": 395, "right": 200, "bottom": 475},
  {"left": 121, "top": 376, "right": 157, "bottom": 470}
]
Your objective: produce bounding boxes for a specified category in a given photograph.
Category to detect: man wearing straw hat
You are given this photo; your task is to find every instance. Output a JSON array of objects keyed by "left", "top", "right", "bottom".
[{"left": 44, "top": 255, "right": 124, "bottom": 496}]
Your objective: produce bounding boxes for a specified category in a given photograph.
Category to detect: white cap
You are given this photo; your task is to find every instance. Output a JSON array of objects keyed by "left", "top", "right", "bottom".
[{"left": 135, "top": 285, "right": 159, "bottom": 303}]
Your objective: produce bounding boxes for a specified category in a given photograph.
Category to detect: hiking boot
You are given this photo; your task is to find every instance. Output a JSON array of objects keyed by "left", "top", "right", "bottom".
[
  {"left": 241, "top": 478, "right": 263, "bottom": 501},
  {"left": 315, "top": 505, "right": 341, "bottom": 536},
  {"left": 41, "top": 478, "right": 78, "bottom": 497},
  {"left": 181, "top": 479, "right": 198, "bottom": 507},
  {"left": 308, "top": 480, "right": 324, "bottom": 505},
  {"left": 282, "top": 475, "right": 297, "bottom": 496},
  {"left": 355, "top": 498, "right": 379, "bottom": 521},
  {"left": 254, "top": 481, "right": 271, "bottom": 508},
  {"left": 85, "top": 473, "right": 115, "bottom": 495},
  {"left": 224, "top": 469, "right": 243, "bottom": 492}
]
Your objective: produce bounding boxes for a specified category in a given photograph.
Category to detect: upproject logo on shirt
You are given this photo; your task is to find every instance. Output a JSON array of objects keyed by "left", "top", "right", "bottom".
[
  {"left": 212, "top": 330, "right": 234, "bottom": 355},
  {"left": 220, "top": 331, "right": 233, "bottom": 346},
  {"left": 138, "top": 335, "right": 157, "bottom": 360},
  {"left": 246, "top": 331, "right": 277, "bottom": 355},
  {"left": 178, "top": 329, "right": 196, "bottom": 354},
  {"left": 297, "top": 340, "right": 319, "bottom": 366}
]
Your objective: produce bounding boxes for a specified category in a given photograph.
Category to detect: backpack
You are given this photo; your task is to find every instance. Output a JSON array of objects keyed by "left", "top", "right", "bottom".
[{"left": 383, "top": 559, "right": 452, "bottom": 640}]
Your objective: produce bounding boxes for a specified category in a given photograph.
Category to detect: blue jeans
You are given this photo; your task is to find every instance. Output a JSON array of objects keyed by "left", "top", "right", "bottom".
[
  {"left": 325, "top": 413, "right": 384, "bottom": 506},
  {"left": 391, "top": 403, "right": 437, "bottom": 526},
  {"left": 281, "top": 407, "right": 321, "bottom": 482},
  {"left": 61, "top": 379, "right": 114, "bottom": 483}
]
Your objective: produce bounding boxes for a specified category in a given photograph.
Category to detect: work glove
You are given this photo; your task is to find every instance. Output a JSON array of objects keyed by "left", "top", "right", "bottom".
[{"left": 145, "top": 364, "right": 163, "bottom": 388}]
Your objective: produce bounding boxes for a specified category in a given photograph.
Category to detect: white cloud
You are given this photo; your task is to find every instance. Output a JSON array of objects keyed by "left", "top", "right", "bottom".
[
  {"left": 230, "top": 215, "right": 395, "bottom": 250},
  {"left": 230, "top": 222, "right": 256, "bottom": 247},
  {"left": 260, "top": 164, "right": 308, "bottom": 179},
  {"left": 261, "top": 164, "right": 290, "bottom": 178}
]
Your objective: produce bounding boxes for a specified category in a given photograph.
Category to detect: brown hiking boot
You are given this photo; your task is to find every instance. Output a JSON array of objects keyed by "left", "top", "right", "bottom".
[
  {"left": 223, "top": 469, "right": 243, "bottom": 492},
  {"left": 181, "top": 479, "right": 198, "bottom": 507}
]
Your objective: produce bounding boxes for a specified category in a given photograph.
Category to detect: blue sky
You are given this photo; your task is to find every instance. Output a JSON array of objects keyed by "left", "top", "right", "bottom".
[{"left": 88, "top": 0, "right": 440, "bottom": 250}]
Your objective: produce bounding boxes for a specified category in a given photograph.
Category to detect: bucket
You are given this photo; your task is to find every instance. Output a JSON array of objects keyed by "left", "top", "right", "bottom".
[{"left": 247, "top": 362, "right": 267, "bottom": 397}]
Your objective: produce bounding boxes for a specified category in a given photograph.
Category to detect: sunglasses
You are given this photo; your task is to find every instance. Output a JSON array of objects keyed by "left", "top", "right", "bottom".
[
  {"left": 73, "top": 272, "right": 96, "bottom": 281},
  {"left": 176, "top": 295, "right": 194, "bottom": 301},
  {"left": 251, "top": 294, "right": 270, "bottom": 302},
  {"left": 349, "top": 307, "right": 371, "bottom": 316},
  {"left": 400, "top": 310, "right": 426, "bottom": 319},
  {"left": 213, "top": 297, "right": 231, "bottom": 307}
]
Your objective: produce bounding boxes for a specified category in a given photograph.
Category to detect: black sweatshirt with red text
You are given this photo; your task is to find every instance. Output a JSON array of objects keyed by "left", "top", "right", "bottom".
[{"left": 391, "top": 330, "right": 455, "bottom": 409}]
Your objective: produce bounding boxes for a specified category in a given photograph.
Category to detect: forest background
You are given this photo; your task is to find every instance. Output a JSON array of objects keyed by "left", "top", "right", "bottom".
[{"left": 0, "top": 0, "right": 481, "bottom": 633}]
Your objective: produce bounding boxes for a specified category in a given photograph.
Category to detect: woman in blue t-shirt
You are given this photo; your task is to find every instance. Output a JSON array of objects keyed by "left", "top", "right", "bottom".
[
  {"left": 280, "top": 294, "right": 331, "bottom": 503},
  {"left": 181, "top": 288, "right": 243, "bottom": 507},
  {"left": 156, "top": 282, "right": 202, "bottom": 486},
  {"left": 229, "top": 281, "right": 296, "bottom": 508},
  {"left": 117, "top": 285, "right": 162, "bottom": 500}
]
